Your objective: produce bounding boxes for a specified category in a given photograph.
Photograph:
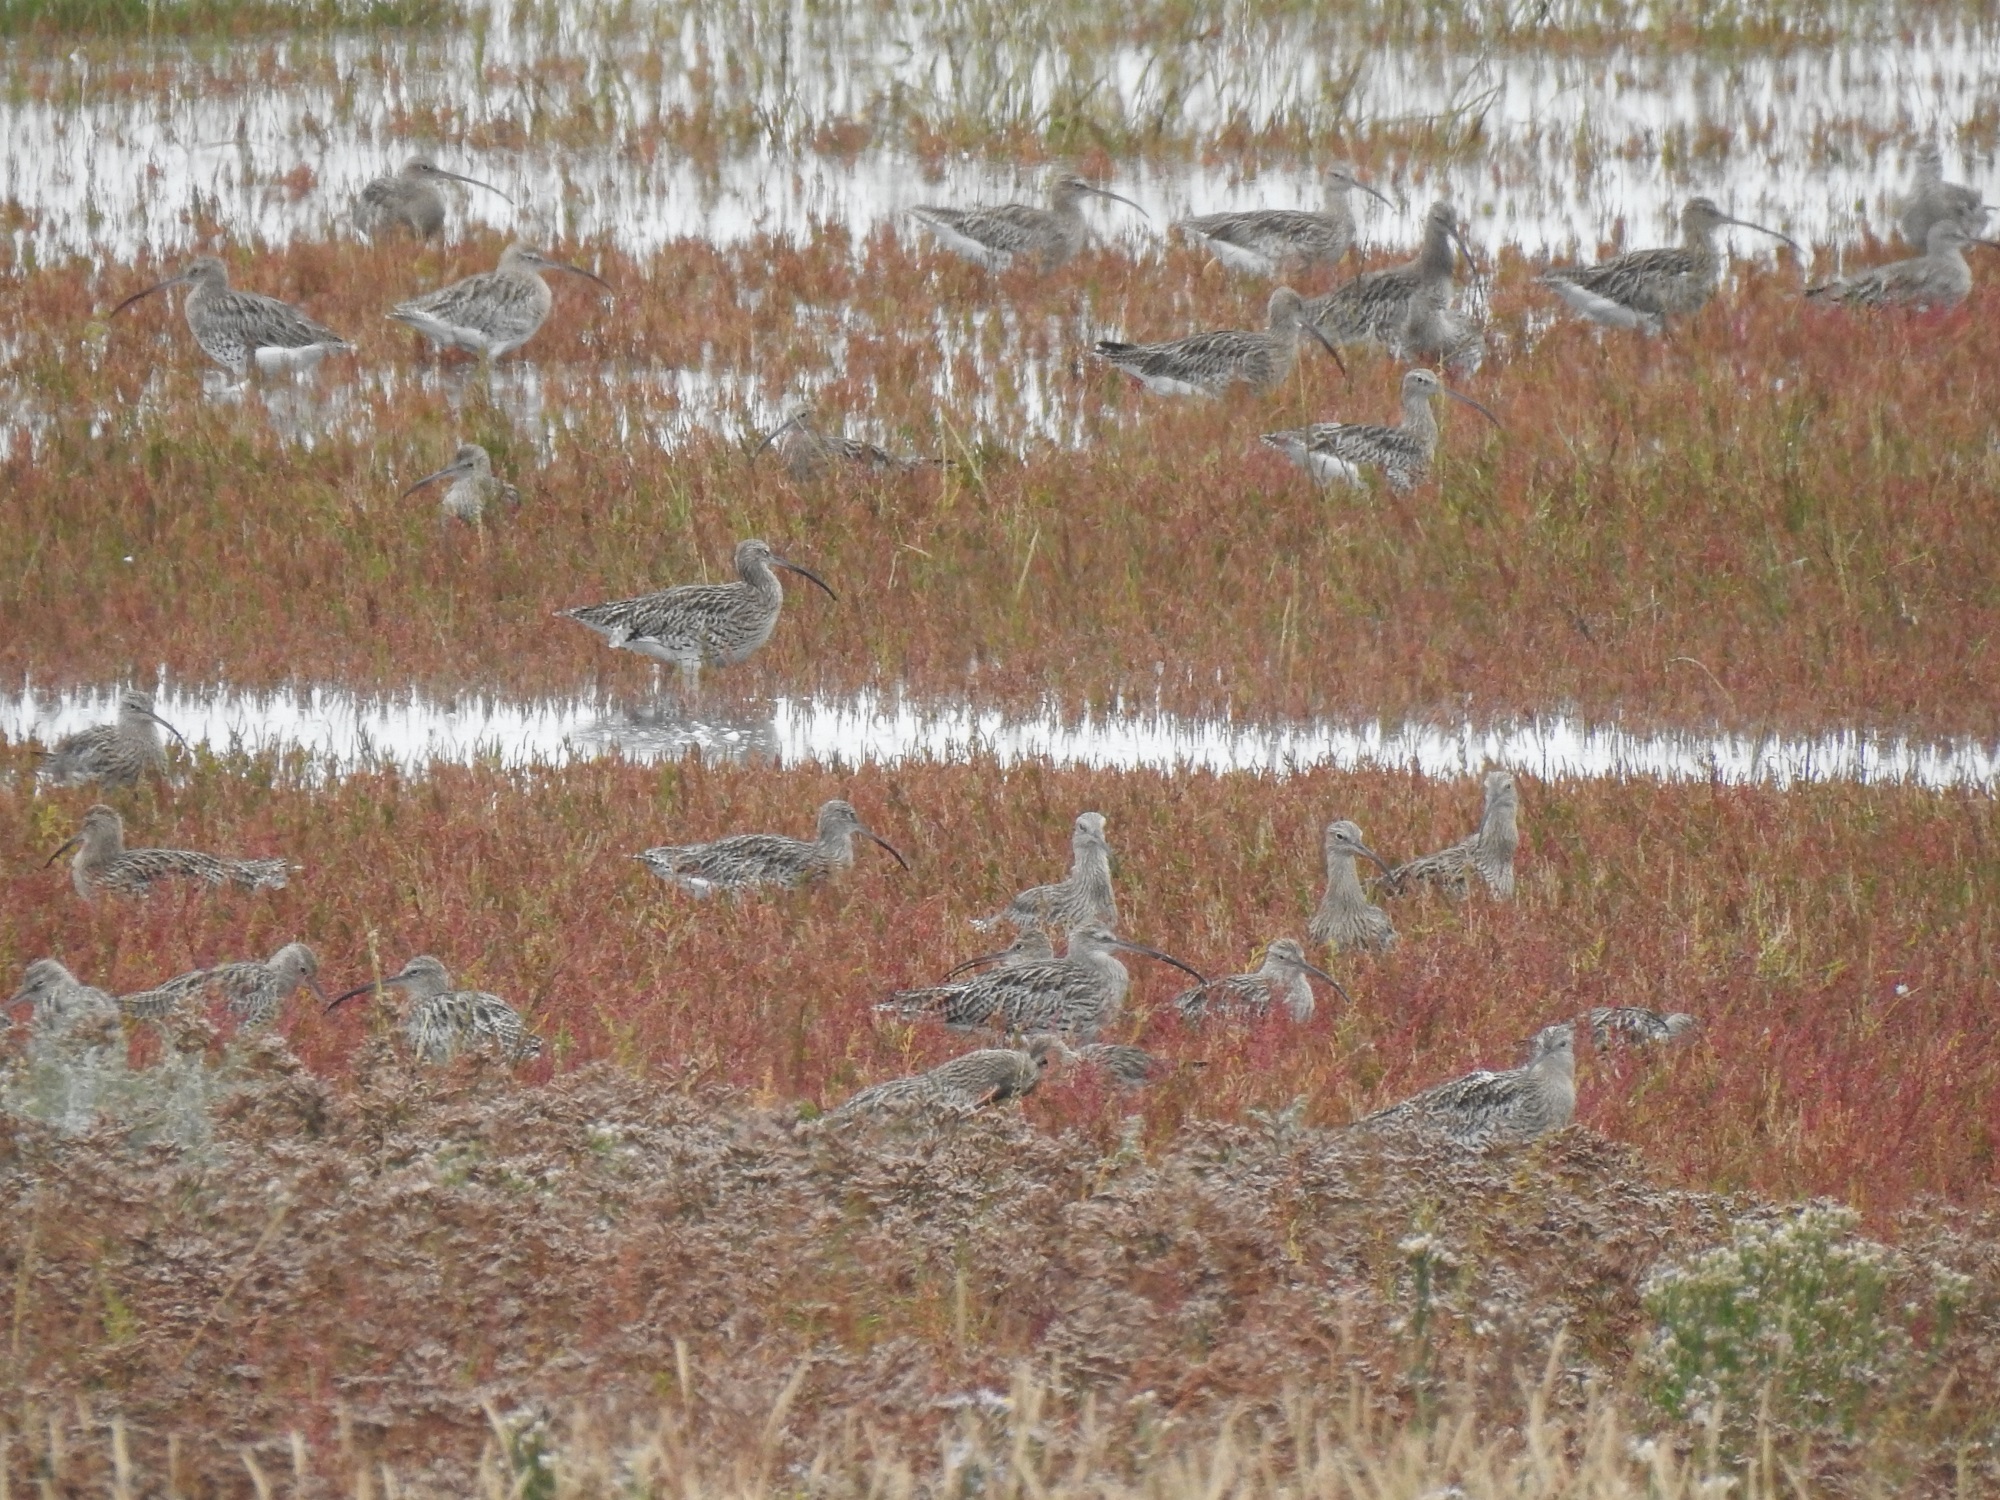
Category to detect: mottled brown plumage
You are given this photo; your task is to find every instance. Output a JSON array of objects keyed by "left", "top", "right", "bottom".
[
  {"left": 1308, "top": 820, "right": 1397, "bottom": 954},
  {"left": 636, "top": 798, "right": 906, "bottom": 897},
  {"left": 326, "top": 955, "right": 541, "bottom": 1065},
  {"left": 1355, "top": 1023, "right": 1576, "bottom": 1145},
  {"left": 47, "top": 805, "right": 294, "bottom": 900},
  {"left": 1540, "top": 198, "right": 1798, "bottom": 332},
  {"left": 1093, "top": 287, "right": 1347, "bottom": 396},
  {"left": 909, "top": 174, "right": 1145, "bottom": 270},
  {"left": 560, "top": 538, "right": 837, "bottom": 695},
  {"left": 833, "top": 1035, "right": 1066, "bottom": 1116},
  {"left": 973, "top": 811, "right": 1117, "bottom": 934},
  {"left": 1173, "top": 937, "right": 1348, "bottom": 1022},
  {"left": 1385, "top": 770, "right": 1520, "bottom": 899},
  {"left": 120, "top": 942, "right": 326, "bottom": 1028},
  {"left": 36, "top": 689, "right": 185, "bottom": 788}
]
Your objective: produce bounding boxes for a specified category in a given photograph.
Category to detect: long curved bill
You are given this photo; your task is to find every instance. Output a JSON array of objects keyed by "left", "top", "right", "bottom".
[
  {"left": 1726, "top": 216, "right": 1802, "bottom": 256},
  {"left": 141, "top": 707, "right": 193, "bottom": 749},
  {"left": 773, "top": 556, "right": 839, "bottom": 601},
  {"left": 434, "top": 169, "right": 514, "bottom": 204},
  {"left": 1448, "top": 221, "right": 1485, "bottom": 282},
  {"left": 941, "top": 948, "right": 1016, "bottom": 981},
  {"left": 43, "top": 835, "right": 82, "bottom": 868},
  {"left": 1345, "top": 175, "right": 1395, "bottom": 212},
  {"left": 1085, "top": 185, "right": 1150, "bottom": 219},
  {"left": 527, "top": 252, "right": 612, "bottom": 290},
  {"left": 400, "top": 462, "right": 466, "bottom": 499},
  {"left": 305, "top": 976, "right": 331, "bottom": 1006},
  {"left": 1108, "top": 937, "right": 1207, "bottom": 985},
  {"left": 325, "top": 979, "right": 385, "bottom": 1013},
  {"left": 863, "top": 830, "right": 910, "bottom": 870},
  {"left": 1303, "top": 320, "right": 1349, "bottom": 379},
  {"left": 1298, "top": 958, "right": 1353, "bottom": 1009},
  {"left": 1351, "top": 839, "right": 1395, "bottom": 881},
  {"left": 751, "top": 413, "right": 807, "bottom": 460},
  {"left": 110, "top": 274, "right": 187, "bottom": 318},
  {"left": 1442, "top": 385, "right": 1503, "bottom": 429}
]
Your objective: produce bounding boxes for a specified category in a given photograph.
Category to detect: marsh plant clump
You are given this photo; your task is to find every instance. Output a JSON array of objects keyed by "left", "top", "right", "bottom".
[{"left": 0, "top": 1047, "right": 1996, "bottom": 1494}]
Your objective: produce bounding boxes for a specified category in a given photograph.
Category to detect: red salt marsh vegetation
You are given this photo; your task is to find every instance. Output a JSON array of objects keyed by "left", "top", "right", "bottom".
[
  {"left": 4, "top": 751, "right": 1994, "bottom": 1216},
  {"left": 1, "top": 230, "right": 1996, "bottom": 738}
]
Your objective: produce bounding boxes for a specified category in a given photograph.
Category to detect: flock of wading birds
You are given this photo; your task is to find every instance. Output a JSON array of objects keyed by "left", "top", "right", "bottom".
[{"left": 15, "top": 141, "right": 1981, "bottom": 1130}]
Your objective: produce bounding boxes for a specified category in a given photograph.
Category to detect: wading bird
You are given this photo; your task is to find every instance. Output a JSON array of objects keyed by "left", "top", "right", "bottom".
[
  {"left": 1539, "top": 198, "right": 1799, "bottom": 332},
  {"left": 120, "top": 942, "right": 327, "bottom": 1028},
  {"left": 753, "top": 407, "right": 939, "bottom": 481},
  {"left": 389, "top": 242, "right": 609, "bottom": 360},
  {"left": 1898, "top": 141, "right": 1988, "bottom": 250},
  {"left": 401, "top": 443, "right": 520, "bottom": 525},
  {"left": 1305, "top": 200, "right": 1476, "bottom": 349},
  {"left": 881, "top": 925, "right": 1205, "bottom": 1041},
  {"left": 1175, "top": 165, "right": 1394, "bottom": 276},
  {"left": 1353, "top": 1023, "right": 1576, "bottom": 1145},
  {"left": 47, "top": 806, "right": 293, "bottom": 900},
  {"left": 1173, "top": 937, "right": 1349, "bottom": 1022},
  {"left": 908, "top": 173, "right": 1146, "bottom": 271},
  {"left": 1093, "top": 287, "right": 1346, "bottom": 396},
  {"left": 325, "top": 955, "right": 541, "bottom": 1065},
  {"left": 972, "top": 811, "right": 1118, "bottom": 934},
  {"left": 1806, "top": 220, "right": 1999, "bottom": 312},
  {"left": 635, "top": 799, "right": 907, "bottom": 897},
  {"left": 353, "top": 156, "right": 513, "bottom": 239},
  {"left": 35, "top": 689, "right": 187, "bottom": 788},
  {"left": 833, "top": 1036, "right": 1067, "bottom": 1116},
  {"left": 1262, "top": 367, "right": 1500, "bottom": 492},
  {"left": 1385, "top": 769, "right": 1520, "bottom": 899},
  {"left": 1589, "top": 1006, "right": 1697, "bottom": 1048},
  {"left": 1309, "top": 820, "right": 1397, "bottom": 954},
  {"left": 111, "top": 256, "right": 352, "bottom": 378},
  {"left": 559, "top": 538, "right": 837, "bottom": 696}
]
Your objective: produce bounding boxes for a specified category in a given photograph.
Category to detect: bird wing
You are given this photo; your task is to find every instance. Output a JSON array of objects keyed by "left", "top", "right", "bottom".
[
  {"left": 394, "top": 271, "right": 542, "bottom": 341},
  {"left": 913, "top": 204, "right": 1051, "bottom": 258},
  {"left": 228, "top": 290, "right": 349, "bottom": 349}
]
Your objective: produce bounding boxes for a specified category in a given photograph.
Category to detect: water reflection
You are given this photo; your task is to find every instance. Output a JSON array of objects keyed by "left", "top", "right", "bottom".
[
  {"left": 1, "top": 681, "right": 1992, "bottom": 791},
  {"left": 1, "top": 17, "right": 1993, "bottom": 266}
]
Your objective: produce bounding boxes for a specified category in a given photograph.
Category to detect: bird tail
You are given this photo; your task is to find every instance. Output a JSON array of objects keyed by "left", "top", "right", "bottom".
[{"left": 231, "top": 859, "right": 293, "bottom": 891}]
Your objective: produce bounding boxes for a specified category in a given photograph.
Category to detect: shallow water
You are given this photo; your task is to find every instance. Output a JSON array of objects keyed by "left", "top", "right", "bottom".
[
  {"left": 3, "top": 681, "right": 1993, "bottom": 790},
  {"left": 2, "top": 13, "right": 1995, "bottom": 266}
]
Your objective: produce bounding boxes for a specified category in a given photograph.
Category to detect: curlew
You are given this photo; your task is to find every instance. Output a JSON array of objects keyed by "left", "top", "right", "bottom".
[
  {"left": 1071, "top": 1042, "right": 1181, "bottom": 1088},
  {"left": 402, "top": 442, "right": 520, "bottom": 524},
  {"left": 877, "top": 928, "right": 1058, "bottom": 1021},
  {"left": 1174, "top": 936, "right": 1349, "bottom": 1023},
  {"left": 972, "top": 811, "right": 1118, "bottom": 934},
  {"left": 36, "top": 688, "right": 187, "bottom": 788},
  {"left": 325, "top": 955, "right": 541, "bottom": 1065},
  {"left": 120, "top": 942, "right": 326, "bottom": 1028},
  {"left": 1590, "top": 1006, "right": 1697, "bottom": 1048},
  {"left": 908, "top": 172, "right": 1146, "bottom": 271},
  {"left": 5, "top": 959, "right": 119, "bottom": 1039},
  {"left": 389, "top": 242, "right": 609, "bottom": 360},
  {"left": 880, "top": 924, "right": 1205, "bottom": 1040},
  {"left": 1093, "top": 286, "right": 1346, "bottom": 396},
  {"left": 353, "top": 156, "right": 513, "bottom": 240},
  {"left": 111, "top": 255, "right": 352, "bottom": 379},
  {"left": 559, "top": 537, "right": 837, "bottom": 695},
  {"left": 1540, "top": 198, "right": 1799, "bottom": 333},
  {"left": 1175, "top": 165, "right": 1394, "bottom": 277},
  {"left": 1899, "top": 141, "right": 1988, "bottom": 250},
  {"left": 1805, "top": 219, "right": 1999, "bottom": 312},
  {"left": 1309, "top": 820, "right": 1397, "bottom": 954},
  {"left": 753, "top": 408, "right": 940, "bottom": 481},
  {"left": 46, "top": 805, "right": 293, "bottom": 900},
  {"left": 1263, "top": 367, "right": 1500, "bottom": 493},
  {"left": 635, "top": 798, "right": 907, "bottom": 897},
  {"left": 1304, "top": 200, "right": 1475, "bottom": 349},
  {"left": 1354, "top": 1022, "right": 1576, "bottom": 1145},
  {"left": 1385, "top": 769, "right": 1520, "bottom": 899},
  {"left": 832, "top": 1035, "right": 1066, "bottom": 1117},
  {"left": 1397, "top": 281, "right": 1486, "bottom": 375}
]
